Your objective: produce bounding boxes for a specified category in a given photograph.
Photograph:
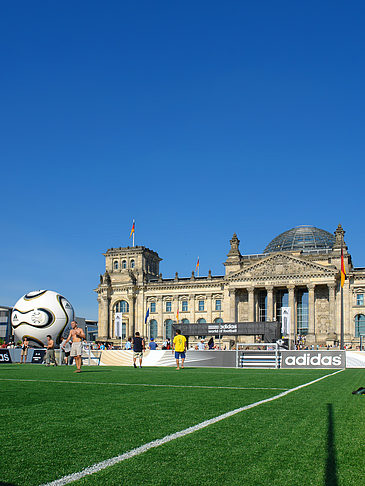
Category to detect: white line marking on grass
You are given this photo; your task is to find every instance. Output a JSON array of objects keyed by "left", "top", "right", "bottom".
[
  {"left": 40, "top": 369, "right": 344, "bottom": 486},
  {"left": 0, "top": 378, "right": 288, "bottom": 391}
]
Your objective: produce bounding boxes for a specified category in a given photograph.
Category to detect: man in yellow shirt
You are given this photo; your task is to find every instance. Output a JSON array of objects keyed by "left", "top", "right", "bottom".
[{"left": 172, "top": 329, "right": 187, "bottom": 370}]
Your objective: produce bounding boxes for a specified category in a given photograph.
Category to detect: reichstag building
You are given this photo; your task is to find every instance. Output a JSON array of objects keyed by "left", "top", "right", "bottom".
[{"left": 95, "top": 224, "right": 365, "bottom": 347}]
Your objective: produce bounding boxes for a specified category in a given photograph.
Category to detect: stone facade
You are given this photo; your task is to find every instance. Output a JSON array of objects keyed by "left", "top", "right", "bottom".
[{"left": 95, "top": 225, "right": 365, "bottom": 347}]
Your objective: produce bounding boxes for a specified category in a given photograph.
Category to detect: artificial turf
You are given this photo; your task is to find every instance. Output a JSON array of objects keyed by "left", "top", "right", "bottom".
[{"left": 0, "top": 365, "right": 364, "bottom": 486}]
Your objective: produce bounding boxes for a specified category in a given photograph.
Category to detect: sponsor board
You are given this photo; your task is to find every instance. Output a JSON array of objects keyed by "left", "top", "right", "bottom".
[
  {"left": 31, "top": 349, "right": 46, "bottom": 363},
  {"left": 281, "top": 350, "right": 345, "bottom": 369},
  {"left": 0, "top": 349, "right": 12, "bottom": 363},
  {"left": 208, "top": 324, "right": 237, "bottom": 334}
]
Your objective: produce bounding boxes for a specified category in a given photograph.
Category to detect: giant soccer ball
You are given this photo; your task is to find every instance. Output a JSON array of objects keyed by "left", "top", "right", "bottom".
[{"left": 11, "top": 290, "right": 74, "bottom": 347}]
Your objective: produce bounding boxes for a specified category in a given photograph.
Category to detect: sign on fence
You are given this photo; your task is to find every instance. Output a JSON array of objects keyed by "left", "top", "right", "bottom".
[
  {"left": 281, "top": 351, "right": 345, "bottom": 369},
  {"left": 0, "top": 349, "right": 12, "bottom": 363}
]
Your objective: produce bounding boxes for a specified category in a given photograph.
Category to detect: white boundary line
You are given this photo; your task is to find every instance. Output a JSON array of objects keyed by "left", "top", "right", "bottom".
[
  {"left": 40, "top": 369, "right": 344, "bottom": 486},
  {"left": 0, "top": 378, "right": 288, "bottom": 391}
]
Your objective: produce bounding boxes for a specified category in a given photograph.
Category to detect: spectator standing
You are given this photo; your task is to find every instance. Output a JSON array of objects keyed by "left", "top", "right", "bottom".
[
  {"left": 45, "top": 335, "right": 57, "bottom": 367},
  {"left": 60, "top": 336, "right": 71, "bottom": 365},
  {"left": 20, "top": 337, "right": 29, "bottom": 364},
  {"left": 132, "top": 332, "right": 145, "bottom": 368},
  {"left": 149, "top": 338, "right": 158, "bottom": 350},
  {"left": 198, "top": 339, "right": 205, "bottom": 351},
  {"left": 125, "top": 337, "right": 132, "bottom": 350}
]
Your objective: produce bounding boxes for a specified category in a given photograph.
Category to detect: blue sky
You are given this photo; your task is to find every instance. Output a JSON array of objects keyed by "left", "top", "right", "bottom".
[{"left": 1, "top": 1, "right": 364, "bottom": 319}]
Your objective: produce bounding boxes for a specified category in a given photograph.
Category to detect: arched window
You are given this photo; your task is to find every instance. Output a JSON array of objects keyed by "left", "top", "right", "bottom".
[
  {"left": 130, "top": 259, "right": 135, "bottom": 269},
  {"left": 113, "top": 261, "right": 119, "bottom": 270},
  {"left": 182, "top": 318, "right": 190, "bottom": 324},
  {"left": 115, "top": 300, "right": 129, "bottom": 313},
  {"left": 150, "top": 319, "right": 158, "bottom": 340},
  {"left": 214, "top": 318, "right": 223, "bottom": 323},
  {"left": 165, "top": 319, "right": 173, "bottom": 340},
  {"left": 122, "top": 260, "right": 127, "bottom": 269},
  {"left": 355, "top": 314, "right": 365, "bottom": 337}
]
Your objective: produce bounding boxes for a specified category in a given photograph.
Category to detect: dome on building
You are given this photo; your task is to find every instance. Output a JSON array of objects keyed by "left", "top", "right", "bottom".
[{"left": 264, "top": 225, "right": 335, "bottom": 253}]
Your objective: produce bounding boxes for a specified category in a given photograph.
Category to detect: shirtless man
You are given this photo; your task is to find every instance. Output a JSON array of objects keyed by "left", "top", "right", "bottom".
[
  {"left": 65, "top": 321, "right": 85, "bottom": 373},
  {"left": 45, "top": 335, "right": 57, "bottom": 367}
]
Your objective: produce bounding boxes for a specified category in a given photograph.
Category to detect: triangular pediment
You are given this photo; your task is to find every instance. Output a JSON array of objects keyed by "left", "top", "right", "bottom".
[{"left": 228, "top": 253, "right": 337, "bottom": 282}]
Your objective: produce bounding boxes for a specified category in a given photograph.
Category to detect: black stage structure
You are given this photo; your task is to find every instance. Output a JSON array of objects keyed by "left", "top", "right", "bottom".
[{"left": 172, "top": 321, "right": 281, "bottom": 347}]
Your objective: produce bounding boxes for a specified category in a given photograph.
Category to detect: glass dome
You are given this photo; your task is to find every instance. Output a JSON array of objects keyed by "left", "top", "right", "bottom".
[{"left": 264, "top": 226, "right": 335, "bottom": 253}]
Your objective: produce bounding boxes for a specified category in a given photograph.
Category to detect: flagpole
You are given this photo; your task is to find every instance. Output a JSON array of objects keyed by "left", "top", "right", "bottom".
[{"left": 340, "top": 236, "right": 344, "bottom": 350}]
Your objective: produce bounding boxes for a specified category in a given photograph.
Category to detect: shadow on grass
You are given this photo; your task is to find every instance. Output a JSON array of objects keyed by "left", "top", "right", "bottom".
[
  {"left": 77, "top": 369, "right": 112, "bottom": 373},
  {"left": 0, "top": 482, "right": 18, "bottom": 485},
  {"left": 325, "top": 403, "right": 338, "bottom": 486}
]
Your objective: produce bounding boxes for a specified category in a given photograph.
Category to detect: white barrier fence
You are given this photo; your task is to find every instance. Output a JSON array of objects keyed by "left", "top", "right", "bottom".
[{"left": 1, "top": 348, "right": 364, "bottom": 368}]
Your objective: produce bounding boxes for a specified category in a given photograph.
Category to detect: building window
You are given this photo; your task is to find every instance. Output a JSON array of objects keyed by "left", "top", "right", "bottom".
[
  {"left": 258, "top": 291, "right": 267, "bottom": 322},
  {"left": 214, "top": 318, "right": 223, "bottom": 324},
  {"left": 297, "top": 290, "right": 309, "bottom": 335},
  {"left": 115, "top": 300, "right": 129, "bottom": 313},
  {"left": 215, "top": 299, "right": 221, "bottom": 311},
  {"left": 165, "top": 319, "right": 173, "bottom": 340},
  {"left": 198, "top": 300, "right": 205, "bottom": 311},
  {"left": 130, "top": 259, "right": 135, "bottom": 269},
  {"left": 355, "top": 314, "right": 365, "bottom": 337},
  {"left": 165, "top": 301, "right": 172, "bottom": 313},
  {"left": 122, "top": 260, "right": 127, "bottom": 269},
  {"left": 150, "top": 302, "right": 156, "bottom": 313},
  {"left": 356, "top": 294, "right": 364, "bottom": 306},
  {"left": 150, "top": 319, "right": 158, "bottom": 339},
  {"left": 182, "top": 318, "right": 190, "bottom": 324},
  {"left": 113, "top": 261, "right": 119, "bottom": 270},
  {"left": 182, "top": 301, "right": 188, "bottom": 312},
  {"left": 197, "top": 318, "right": 206, "bottom": 324}
]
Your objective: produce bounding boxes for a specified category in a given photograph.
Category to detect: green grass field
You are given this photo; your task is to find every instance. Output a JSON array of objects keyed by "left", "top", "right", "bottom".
[{"left": 0, "top": 364, "right": 364, "bottom": 486}]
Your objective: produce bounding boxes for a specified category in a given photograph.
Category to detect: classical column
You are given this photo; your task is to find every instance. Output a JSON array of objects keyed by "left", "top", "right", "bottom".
[
  {"left": 158, "top": 297, "right": 163, "bottom": 340},
  {"left": 174, "top": 296, "right": 179, "bottom": 324},
  {"left": 266, "top": 286, "right": 274, "bottom": 321},
  {"left": 190, "top": 294, "right": 195, "bottom": 324},
  {"left": 230, "top": 289, "right": 237, "bottom": 322},
  {"left": 97, "top": 296, "right": 109, "bottom": 340},
  {"left": 207, "top": 293, "right": 212, "bottom": 323},
  {"left": 307, "top": 284, "right": 315, "bottom": 340},
  {"left": 288, "top": 285, "right": 295, "bottom": 339},
  {"left": 247, "top": 287, "right": 255, "bottom": 322},
  {"left": 129, "top": 293, "right": 136, "bottom": 337},
  {"left": 328, "top": 283, "right": 336, "bottom": 336}
]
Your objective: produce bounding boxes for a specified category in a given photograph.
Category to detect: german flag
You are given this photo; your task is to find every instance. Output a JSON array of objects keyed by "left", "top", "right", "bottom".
[
  {"left": 195, "top": 257, "right": 200, "bottom": 273},
  {"left": 129, "top": 219, "right": 135, "bottom": 238},
  {"left": 341, "top": 246, "right": 346, "bottom": 287}
]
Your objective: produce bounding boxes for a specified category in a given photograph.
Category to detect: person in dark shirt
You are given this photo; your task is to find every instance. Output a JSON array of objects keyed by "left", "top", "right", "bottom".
[{"left": 132, "top": 332, "right": 145, "bottom": 368}]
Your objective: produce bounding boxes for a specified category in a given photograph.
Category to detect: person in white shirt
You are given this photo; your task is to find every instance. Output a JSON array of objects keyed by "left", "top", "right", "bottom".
[
  {"left": 60, "top": 336, "right": 71, "bottom": 365},
  {"left": 198, "top": 339, "right": 205, "bottom": 351}
]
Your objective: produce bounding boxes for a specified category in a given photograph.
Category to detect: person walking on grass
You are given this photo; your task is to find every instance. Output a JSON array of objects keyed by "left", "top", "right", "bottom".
[
  {"left": 64, "top": 321, "right": 85, "bottom": 373},
  {"left": 45, "top": 335, "right": 57, "bottom": 367},
  {"left": 172, "top": 329, "right": 187, "bottom": 370},
  {"left": 132, "top": 332, "right": 145, "bottom": 368}
]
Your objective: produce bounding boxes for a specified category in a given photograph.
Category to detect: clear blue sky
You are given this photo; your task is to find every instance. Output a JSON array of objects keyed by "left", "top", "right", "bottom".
[{"left": 1, "top": 1, "right": 364, "bottom": 320}]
